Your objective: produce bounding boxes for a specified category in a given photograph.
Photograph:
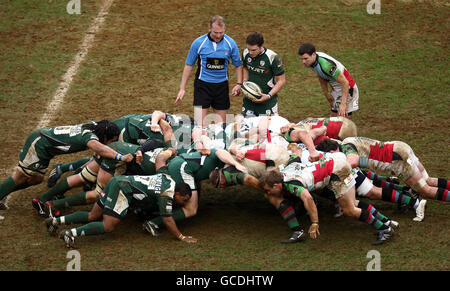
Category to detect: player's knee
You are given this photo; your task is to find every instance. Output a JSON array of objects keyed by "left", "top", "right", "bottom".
[
  {"left": 343, "top": 206, "right": 359, "bottom": 218},
  {"left": 86, "top": 191, "right": 100, "bottom": 204},
  {"left": 88, "top": 210, "right": 102, "bottom": 222},
  {"left": 103, "top": 223, "right": 116, "bottom": 233},
  {"left": 79, "top": 166, "right": 98, "bottom": 184},
  {"left": 27, "top": 175, "right": 44, "bottom": 186}
]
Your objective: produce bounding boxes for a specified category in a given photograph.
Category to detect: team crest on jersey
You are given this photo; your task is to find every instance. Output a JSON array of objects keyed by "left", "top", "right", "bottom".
[
  {"left": 260, "top": 60, "right": 265, "bottom": 66},
  {"left": 330, "top": 66, "right": 337, "bottom": 75},
  {"left": 247, "top": 57, "right": 252, "bottom": 63}
]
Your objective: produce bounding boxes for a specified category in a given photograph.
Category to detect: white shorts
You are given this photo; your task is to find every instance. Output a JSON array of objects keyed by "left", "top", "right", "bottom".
[{"left": 331, "top": 84, "right": 359, "bottom": 113}]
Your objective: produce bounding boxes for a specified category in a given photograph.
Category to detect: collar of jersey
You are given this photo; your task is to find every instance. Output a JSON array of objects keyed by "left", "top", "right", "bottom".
[
  {"left": 207, "top": 32, "right": 224, "bottom": 43},
  {"left": 310, "top": 54, "right": 319, "bottom": 68},
  {"left": 250, "top": 47, "right": 266, "bottom": 59}
]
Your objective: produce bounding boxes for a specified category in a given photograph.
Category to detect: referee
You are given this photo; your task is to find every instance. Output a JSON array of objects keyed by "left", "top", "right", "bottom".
[{"left": 175, "top": 15, "right": 243, "bottom": 127}]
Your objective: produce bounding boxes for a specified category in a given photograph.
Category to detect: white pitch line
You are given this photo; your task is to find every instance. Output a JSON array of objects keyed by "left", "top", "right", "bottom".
[
  {"left": 3, "top": 0, "right": 115, "bottom": 208},
  {"left": 38, "top": 0, "right": 115, "bottom": 128}
]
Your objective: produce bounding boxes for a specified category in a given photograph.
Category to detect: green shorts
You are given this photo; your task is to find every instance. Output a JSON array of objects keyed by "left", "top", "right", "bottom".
[
  {"left": 97, "top": 179, "right": 131, "bottom": 219},
  {"left": 18, "top": 130, "right": 51, "bottom": 176},
  {"left": 241, "top": 96, "right": 278, "bottom": 117},
  {"left": 100, "top": 158, "right": 127, "bottom": 176}
]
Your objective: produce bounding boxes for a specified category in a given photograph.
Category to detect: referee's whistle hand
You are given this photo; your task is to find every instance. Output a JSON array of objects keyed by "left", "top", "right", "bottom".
[{"left": 175, "top": 90, "right": 184, "bottom": 104}]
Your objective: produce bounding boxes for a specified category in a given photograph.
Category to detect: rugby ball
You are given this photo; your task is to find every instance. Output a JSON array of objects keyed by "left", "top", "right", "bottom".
[{"left": 241, "top": 81, "right": 262, "bottom": 101}]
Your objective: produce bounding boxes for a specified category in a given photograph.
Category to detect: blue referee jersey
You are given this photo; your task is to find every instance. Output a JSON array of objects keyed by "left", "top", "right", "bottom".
[{"left": 185, "top": 33, "right": 242, "bottom": 83}]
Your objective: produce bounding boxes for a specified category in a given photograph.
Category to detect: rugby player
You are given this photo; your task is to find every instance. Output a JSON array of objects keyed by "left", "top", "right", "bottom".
[
  {"left": 241, "top": 32, "right": 286, "bottom": 117},
  {"left": 47, "top": 174, "right": 195, "bottom": 248},
  {"left": 142, "top": 148, "right": 247, "bottom": 236},
  {"left": 0, "top": 120, "right": 133, "bottom": 211},
  {"left": 42, "top": 139, "right": 176, "bottom": 218},
  {"left": 259, "top": 154, "right": 397, "bottom": 245},
  {"left": 316, "top": 137, "right": 450, "bottom": 219},
  {"left": 298, "top": 43, "right": 359, "bottom": 117}
]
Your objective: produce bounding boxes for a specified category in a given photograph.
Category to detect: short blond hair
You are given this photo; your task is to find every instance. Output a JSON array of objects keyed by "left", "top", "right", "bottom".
[{"left": 210, "top": 15, "right": 225, "bottom": 28}]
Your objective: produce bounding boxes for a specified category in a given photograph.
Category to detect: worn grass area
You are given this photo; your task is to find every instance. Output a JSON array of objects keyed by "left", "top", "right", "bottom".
[{"left": 0, "top": 0, "right": 448, "bottom": 271}]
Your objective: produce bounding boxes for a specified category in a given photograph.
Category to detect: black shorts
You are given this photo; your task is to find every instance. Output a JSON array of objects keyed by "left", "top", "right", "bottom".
[
  {"left": 194, "top": 79, "right": 230, "bottom": 110},
  {"left": 331, "top": 110, "right": 353, "bottom": 116}
]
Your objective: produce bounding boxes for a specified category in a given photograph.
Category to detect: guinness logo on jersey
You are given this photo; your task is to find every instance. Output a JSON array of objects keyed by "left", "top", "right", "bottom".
[{"left": 206, "top": 57, "right": 225, "bottom": 70}]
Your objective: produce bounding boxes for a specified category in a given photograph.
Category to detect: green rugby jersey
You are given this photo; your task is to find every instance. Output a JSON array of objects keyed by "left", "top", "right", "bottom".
[
  {"left": 31, "top": 122, "right": 99, "bottom": 160},
  {"left": 179, "top": 148, "right": 225, "bottom": 181},
  {"left": 101, "top": 141, "right": 175, "bottom": 176},
  {"left": 242, "top": 47, "right": 284, "bottom": 115},
  {"left": 242, "top": 47, "right": 284, "bottom": 95},
  {"left": 114, "top": 173, "right": 176, "bottom": 217},
  {"left": 113, "top": 113, "right": 193, "bottom": 148}
]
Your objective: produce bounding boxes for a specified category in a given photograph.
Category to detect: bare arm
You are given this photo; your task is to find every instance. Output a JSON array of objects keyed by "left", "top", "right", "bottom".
[
  {"left": 308, "top": 126, "right": 327, "bottom": 140},
  {"left": 300, "top": 189, "right": 320, "bottom": 239},
  {"left": 150, "top": 110, "right": 166, "bottom": 132},
  {"left": 295, "top": 129, "right": 321, "bottom": 162},
  {"left": 253, "top": 73, "right": 286, "bottom": 103},
  {"left": 346, "top": 153, "right": 360, "bottom": 168},
  {"left": 318, "top": 76, "right": 333, "bottom": 108},
  {"left": 216, "top": 149, "right": 248, "bottom": 173},
  {"left": 159, "top": 119, "right": 176, "bottom": 145},
  {"left": 228, "top": 145, "right": 245, "bottom": 162},
  {"left": 243, "top": 174, "right": 263, "bottom": 192},
  {"left": 87, "top": 140, "right": 133, "bottom": 162},
  {"left": 191, "top": 127, "right": 210, "bottom": 153},
  {"left": 231, "top": 65, "right": 243, "bottom": 96},
  {"left": 175, "top": 64, "right": 193, "bottom": 105},
  {"left": 162, "top": 215, "right": 197, "bottom": 243},
  {"left": 335, "top": 72, "right": 349, "bottom": 117},
  {"left": 280, "top": 123, "right": 298, "bottom": 134},
  {"left": 155, "top": 148, "right": 176, "bottom": 171},
  {"left": 242, "top": 66, "right": 249, "bottom": 82}
]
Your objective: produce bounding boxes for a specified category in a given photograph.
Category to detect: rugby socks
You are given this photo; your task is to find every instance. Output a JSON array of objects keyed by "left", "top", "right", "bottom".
[
  {"left": 357, "top": 200, "right": 389, "bottom": 224},
  {"left": 436, "top": 188, "right": 450, "bottom": 202},
  {"left": 150, "top": 207, "right": 187, "bottom": 227},
  {"left": 358, "top": 208, "right": 388, "bottom": 230},
  {"left": 437, "top": 178, "right": 450, "bottom": 190},
  {"left": 69, "top": 222, "right": 105, "bottom": 237},
  {"left": 37, "top": 178, "right": 70, "bottom": 202},
  {"left": 0, "top": 177, "right": 18, "bottom": 200},
  {"left": 381, "top": 187, "right": 420, "bottom": 209},
  {"left": 222, "top": 168, "right": 247, "bottom": 185},
  {"left": 56, "top": 211, "right": 89, "bottom": 225},
  {"left": 51, "top": 192, "right": 87, "bottom": 210},
  {"left": 365, "top": 171, "right": 397, "bottom": 182},
  {"left": 277, "top": 200, "right": 302, "bottom": 231},
  {"left": 60, "top": 157, "right": 91, "bottom": 173},
  {"left": 365, "top": 170, "right": 408, "bottom": 191}
]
